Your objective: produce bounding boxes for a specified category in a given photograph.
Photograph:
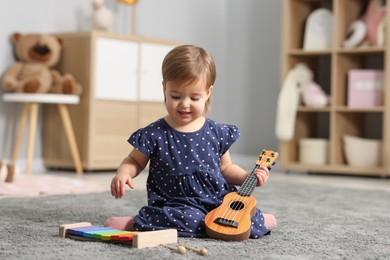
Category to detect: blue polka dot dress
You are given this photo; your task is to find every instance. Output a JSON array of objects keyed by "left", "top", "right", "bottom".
[{"left": 129, "top": 118, "right": 270, "bottom": 238}]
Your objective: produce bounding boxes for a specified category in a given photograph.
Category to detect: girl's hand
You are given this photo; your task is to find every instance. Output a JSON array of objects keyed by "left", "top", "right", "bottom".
[
  {"left": 110, "top": 169, "right": 135, "bottom": 199},
  {"left": 254, "top": 166, "right": 270, "bottom": 187}
]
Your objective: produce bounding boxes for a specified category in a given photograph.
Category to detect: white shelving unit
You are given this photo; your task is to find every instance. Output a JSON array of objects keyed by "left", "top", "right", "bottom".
[{"left": 280, "top": 0, "right": 390, "bottom": 177}]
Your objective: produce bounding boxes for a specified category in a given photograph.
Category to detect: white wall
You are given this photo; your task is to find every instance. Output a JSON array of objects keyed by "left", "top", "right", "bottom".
[
  {"left": 0, "top": 0, "right": 281, "bottom": 170},
  {"left": 226, "top": 1, "right": 281, "bottom": 154}
]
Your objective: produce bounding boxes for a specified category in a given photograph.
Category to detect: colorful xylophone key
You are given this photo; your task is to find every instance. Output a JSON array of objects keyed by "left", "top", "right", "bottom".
[
  {"left": 59, "top": 222, "right": 178, "bottom": 248},
  {"left": 66, "top": 225, "right": 136, "bottom": 241}
]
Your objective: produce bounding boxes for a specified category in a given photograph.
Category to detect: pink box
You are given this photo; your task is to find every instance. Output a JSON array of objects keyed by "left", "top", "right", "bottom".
[{"left": 348, "top": 69, "right": 384, "bottom": 108}]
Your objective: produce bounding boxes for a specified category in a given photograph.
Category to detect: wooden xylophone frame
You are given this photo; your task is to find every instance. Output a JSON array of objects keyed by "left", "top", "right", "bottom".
[{"left": 59, "top": 222, "right": 178, "bottom": 249}]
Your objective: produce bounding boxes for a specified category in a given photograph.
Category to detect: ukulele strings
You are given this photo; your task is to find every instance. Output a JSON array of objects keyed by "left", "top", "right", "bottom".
[
  {"left": 215, "top": 150, "right": 275, "bottom": 235},
  {"left": 216, "top": 156, "right": 265, "bottom": 234},
  {"left": 215, "top": 165, "right": 259, "bottom": 235},
  {"left": 220, "top": 164, "right": 261, "bottom": 233}
]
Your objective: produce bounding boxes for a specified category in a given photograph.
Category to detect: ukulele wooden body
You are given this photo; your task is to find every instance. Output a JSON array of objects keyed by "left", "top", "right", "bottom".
[
  {"left": 205, "top": 192, "right": 257, "bottom": 241},
  {"left": 204, "top": 149, "right": 278, "bottom": 241}
]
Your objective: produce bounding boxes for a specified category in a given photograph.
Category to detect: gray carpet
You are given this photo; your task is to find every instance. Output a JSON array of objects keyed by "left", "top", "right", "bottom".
[{"left": 0, "top": 176, "right": 389, "bottom": 260}]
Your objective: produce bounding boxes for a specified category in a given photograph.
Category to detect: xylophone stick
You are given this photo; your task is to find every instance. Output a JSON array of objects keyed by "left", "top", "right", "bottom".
[
  {"left": 180, "top": 243, "right": 208, "bottom": 256},
  {"left": 161, "top": 244, "right": 187, "bottom": 254}
]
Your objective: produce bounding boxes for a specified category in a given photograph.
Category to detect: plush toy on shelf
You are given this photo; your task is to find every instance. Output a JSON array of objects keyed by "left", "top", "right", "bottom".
[
  {"left": 2, "top": 32, "right": 82, "bottom": 95},
  {"left": 275, "top": 63, "right": 330, "bottom": 141},
  {"left": 301, "top": 81, "right": 330, "bottom": 108},
  {"left": 343, "top": 0, "right": 386, "bottom": 48},
  {"left": 275, "top": 63, "right": 313, "bottom": 141},
  {"left": 92, "top": 0, "right": 113, "bottom": 31}
]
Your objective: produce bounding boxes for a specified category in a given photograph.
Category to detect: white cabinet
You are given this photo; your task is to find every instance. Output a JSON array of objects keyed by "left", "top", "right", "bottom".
[
  {"left": 94, "top": 38, "right": 173, "bottom": 102},
  {"left": 139, "top": 42, "right": 173, "bottom": 102},
  {"left": 43, "top": 31, "right": 182, "bottom": 170},
  {"left": 94, "top": 38, "right": 138, "bottom": 101}
]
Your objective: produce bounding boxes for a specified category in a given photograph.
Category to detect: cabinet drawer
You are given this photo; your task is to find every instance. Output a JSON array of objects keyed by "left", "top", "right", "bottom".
[
  {"left": 91, "top": 100, "right": 138, "bottom": 162},
  {"left": 138, "top": 102, "right": 166, "bottom": 127}
]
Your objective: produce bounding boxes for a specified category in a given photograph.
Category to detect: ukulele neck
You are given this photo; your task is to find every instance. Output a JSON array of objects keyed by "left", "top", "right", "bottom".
[
  {"left": 236, "top": 149, "right": 278, "bottom": 197},
  {"left": 237, "top": 165, "right": 260, "bottom": 196}
]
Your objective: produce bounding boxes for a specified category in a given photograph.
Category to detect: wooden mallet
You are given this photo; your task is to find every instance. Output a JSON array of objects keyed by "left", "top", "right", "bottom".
[
  {"left": 180, "top": 243, "right": 208, "bottom": 256},
  {"left": 161, "top": 244, "right": 187, "bottom": 255}
]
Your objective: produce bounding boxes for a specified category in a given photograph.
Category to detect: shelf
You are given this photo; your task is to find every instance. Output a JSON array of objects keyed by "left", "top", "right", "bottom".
[
  {"left": 288, "top": 49, "right": 332, "bottom": 56},
  {"left": 288, "top": 47, "right": 385, "bottom": 56},
  {"left": 298, "top": 106, "right": 384, "bottom": 113},
  {"left": 298, "top": 106, "right": 331, "bottom": 112},
  {"left": 284, "top": 163, "right": 386, "bottom": 177},
  {"left": 335, "top": 106, "right": 384, "bottom": 113},
  {"left": 337, "top": 47, "right": 385, "bottom": 54},
  {"left": 3, "top": 93, "right": 79, "bottom": 104},
  {"left": 280, "top": 0, "right": 389, "bottom": 177}
]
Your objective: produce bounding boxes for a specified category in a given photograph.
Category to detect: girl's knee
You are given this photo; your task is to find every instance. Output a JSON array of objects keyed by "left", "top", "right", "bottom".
[
  {"left": 104, "top": 216, "right": 134, "bottom": 231},
  {"left": 263, "top": 214, "right": 277, "bottom": 229}
]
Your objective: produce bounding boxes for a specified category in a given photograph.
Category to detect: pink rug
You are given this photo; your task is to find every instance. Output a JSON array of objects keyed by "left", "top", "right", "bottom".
[{"left": 0, "top": 175, "right": 106, "bottom": 199}]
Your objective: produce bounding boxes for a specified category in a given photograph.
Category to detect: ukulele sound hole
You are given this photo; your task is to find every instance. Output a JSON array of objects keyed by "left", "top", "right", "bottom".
[{"left": 230, "top": 201, "right": 244, "bottom": 211}]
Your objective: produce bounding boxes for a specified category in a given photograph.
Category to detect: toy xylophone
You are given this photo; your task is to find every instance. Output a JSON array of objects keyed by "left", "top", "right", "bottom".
[{"left": 59, "top": 222, "right": 177, "bottom": 249}]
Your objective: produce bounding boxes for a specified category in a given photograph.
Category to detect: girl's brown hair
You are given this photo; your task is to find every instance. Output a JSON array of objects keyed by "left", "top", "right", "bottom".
[{"left": 162, "top": 45, "right": 216, "bottom": 112}]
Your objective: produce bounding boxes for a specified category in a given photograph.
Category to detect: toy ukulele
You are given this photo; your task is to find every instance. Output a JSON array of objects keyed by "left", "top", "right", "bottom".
[{"left": 204, "top": 149, "right": 279, "bottom": 241}]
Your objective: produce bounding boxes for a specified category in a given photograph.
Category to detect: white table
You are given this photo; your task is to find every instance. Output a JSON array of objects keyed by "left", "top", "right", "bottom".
[{"left": 3, "top": 93, "right": 83, "bottom": 175}]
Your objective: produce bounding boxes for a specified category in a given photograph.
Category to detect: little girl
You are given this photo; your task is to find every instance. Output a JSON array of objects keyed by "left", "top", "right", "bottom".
[{"left": 105, "top": 45, "right": 276, "bottom": 238}]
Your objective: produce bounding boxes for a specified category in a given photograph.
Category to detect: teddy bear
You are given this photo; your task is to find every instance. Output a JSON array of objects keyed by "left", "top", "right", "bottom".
[{"left": 2, "top": 32, "right": 82, "bottom": 95}]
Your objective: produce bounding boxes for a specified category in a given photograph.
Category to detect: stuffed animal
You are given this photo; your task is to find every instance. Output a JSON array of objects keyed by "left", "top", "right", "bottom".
[
  {"left": 275, "top": 63, "right": 313, "bottom": 141},
  {"left": 301, "top": 81, "right": 330, "bottom": 108},
  {"left": 2, "top": 32, "right": 82, "bottom": 95},
  {"left": 343, "top": 0, "right": 386, "bottom": 47},
  {"left": 92, "top": 0, "right": 113, "bottom": 31},
  {"left": 276, "top": 63, "right": 312, "bottom": 141},
  {"left": 276, "top": 63, "right": 331, "bottom": 141}
]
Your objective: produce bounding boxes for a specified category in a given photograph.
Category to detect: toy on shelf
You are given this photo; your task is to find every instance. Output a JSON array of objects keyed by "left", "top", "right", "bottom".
[
  {"left": 301, "top": 80, "right": 330, "bottom": 108},
  {"left": 276, "top": 63, "right": 329, "bottom": 141},
  {"left": 276, "top": 63, "right": 311, "bottom": 141},
  {"left": 343, "top": 0, "right": 386, "bottom": 47},
  {"left": 303, "top": 8, "right": 333, "bottom": 50},
  {"left": 348, "top": 69, "right": 384, "bottom": 108},
  {"left": 2, "top": 32, "right": 82, "bottom": 95},
  {"left": 92, "top": 0, "right": 113, "bottom": 31}
]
